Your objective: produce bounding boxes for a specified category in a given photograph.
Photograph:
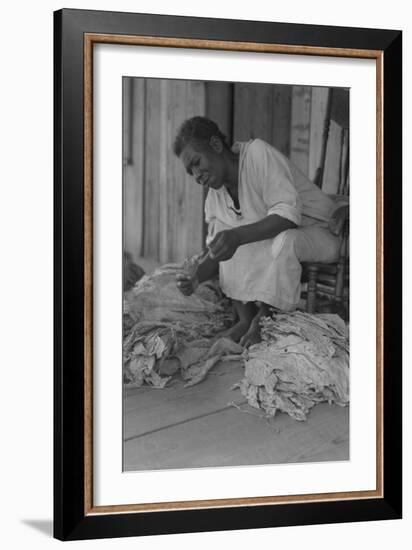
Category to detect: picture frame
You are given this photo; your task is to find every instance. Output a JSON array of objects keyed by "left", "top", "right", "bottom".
[{"left": 54, "top": 8, "right": 402, "bottom": 541}]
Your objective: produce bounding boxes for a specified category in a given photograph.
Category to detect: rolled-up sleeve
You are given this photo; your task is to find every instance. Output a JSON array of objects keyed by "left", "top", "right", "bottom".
[{"left": 250, "top": 139, "right": 302, "bottom": 226}]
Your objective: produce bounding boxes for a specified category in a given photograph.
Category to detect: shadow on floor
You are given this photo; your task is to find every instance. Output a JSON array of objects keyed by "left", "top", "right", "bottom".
[{"left": 22, "top": 519, "right": 53, "bottom": 537}]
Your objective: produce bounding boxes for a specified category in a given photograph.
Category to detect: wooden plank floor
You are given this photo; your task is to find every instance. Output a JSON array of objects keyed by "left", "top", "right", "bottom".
[{"left": 123, "top": 359, "right": 349, "bottom": 471}]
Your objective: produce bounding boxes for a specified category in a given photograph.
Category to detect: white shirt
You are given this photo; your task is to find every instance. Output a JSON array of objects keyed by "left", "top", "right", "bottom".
[
  {"left": 205, "top": 138, "right": 338, "bottom": 243},
  {"left": 202, "top": 138, "right": 343, "bottom": 309}
]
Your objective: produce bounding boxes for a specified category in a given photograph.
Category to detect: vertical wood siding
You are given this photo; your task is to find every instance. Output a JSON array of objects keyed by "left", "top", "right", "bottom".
[
  {"left": 123, "top": 78, "right": 206, "bottom": 264},
  {"left": 308, "top": 87, "right": 330, "bottom": 182},
  {"left": 123, "top": 78, "right": 145, "bottom": 260},
  {"left": 233, "top": 84, "right": 292, "bottom": 157},
  {"left": 290, "top": 86, "right": 312, "bottom": 175}
]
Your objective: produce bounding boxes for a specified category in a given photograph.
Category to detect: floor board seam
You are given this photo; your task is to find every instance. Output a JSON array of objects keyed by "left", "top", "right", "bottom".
[{"left": 124, "top": 400, "right": 248, "bottom": 442}]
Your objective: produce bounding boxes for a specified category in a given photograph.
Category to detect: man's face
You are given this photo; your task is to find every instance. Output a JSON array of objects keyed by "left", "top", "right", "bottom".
[{"left": 179, "top": 139, "right": 225, "bottom": 190}]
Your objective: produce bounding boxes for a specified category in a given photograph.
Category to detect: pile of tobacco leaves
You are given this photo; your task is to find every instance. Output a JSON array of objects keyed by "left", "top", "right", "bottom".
[
  {"left": 236, "top": 311, "right": 349, "bottom": 420},
  {"left": 123, "top": 259, "right": 349, "bottom": 421}
]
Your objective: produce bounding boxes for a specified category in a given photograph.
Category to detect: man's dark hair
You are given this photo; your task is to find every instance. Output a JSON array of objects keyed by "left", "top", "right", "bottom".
[{"left": 173, "top": 116, "right": 228, "bottom": 157}]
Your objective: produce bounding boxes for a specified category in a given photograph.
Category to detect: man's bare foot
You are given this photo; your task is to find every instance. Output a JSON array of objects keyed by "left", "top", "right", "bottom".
[
  {"left": 239, "top": 302, "right": 271, "bottom": 348},
  {"left": 222, "top": 300, "right": 257, "bottom": 342},
  {"left": 222, "top": 320, "right": 250, "bottom": 343},
  {"left": 239, "top": 318, "right": 262, "bottom": 348}
]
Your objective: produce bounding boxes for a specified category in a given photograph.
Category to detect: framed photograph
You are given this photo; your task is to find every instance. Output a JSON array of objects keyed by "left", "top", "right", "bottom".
[{"left": 54, "top": 8, "right": 402, "bottom": 541}]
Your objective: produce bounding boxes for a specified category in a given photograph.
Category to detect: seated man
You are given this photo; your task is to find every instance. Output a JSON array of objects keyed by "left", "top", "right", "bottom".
[{"left": 174, "top": 116, "right": 345, "bottom": 347}]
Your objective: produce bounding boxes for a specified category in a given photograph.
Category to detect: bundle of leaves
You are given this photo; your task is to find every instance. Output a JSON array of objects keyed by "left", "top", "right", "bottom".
[
  {"left": 123, "top": 259, "right": 235, "bottom": 388},
  {"left": 238, "top": 311, "right": 349, "bottom": 421}
]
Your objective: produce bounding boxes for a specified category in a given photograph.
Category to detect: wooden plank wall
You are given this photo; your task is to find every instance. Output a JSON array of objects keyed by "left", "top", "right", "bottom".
[
  {"left": 322, "top": 88, "right": 350, "bottom": 195},
  {"left": 290, "top": 86, "right": 312, "bottom": 175},
  {"left": 123, "top": 80, "right": 348, "bottom": 265},
  {"left": 206, "top": 81, "right": 233, "bottom": 142},
  {"left": 163, "top": 80, "right": 206, "bottom": 263},
  {"left": 123, "top": 78, "right": 206, "bottom": 264},
  {"left": 204, "top": 81, "right": 234, "bottom": 242},
  {"left": 308, "top": 87, "right": 330, "bottom": 182},
  {"left": 233, "top": 84, "right": 292, "bottom": 157},
  {"left": 123, "top": 78, "right": 145, "bottom": 260}
]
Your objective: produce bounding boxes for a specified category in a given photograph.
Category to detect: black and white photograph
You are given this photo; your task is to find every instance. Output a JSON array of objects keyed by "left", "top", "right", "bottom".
[
  {"left": 0, "top": 0, "right": 406, "bottom": 545},
  {"left": 122, "top": 78, "right": 350, "bottom": 472}
]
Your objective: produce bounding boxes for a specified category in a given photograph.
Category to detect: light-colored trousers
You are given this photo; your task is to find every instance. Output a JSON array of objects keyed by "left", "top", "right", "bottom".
[{"left": 219, "top": 219, "right": 340, "bottom": 311}]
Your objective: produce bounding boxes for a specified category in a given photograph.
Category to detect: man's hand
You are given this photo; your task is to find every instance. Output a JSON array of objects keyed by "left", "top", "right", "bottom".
[
  {"left": 208, "top": 229, "right": 241, "bottom": 262},
  {"left": 329, "top": 205, "right": 349, "bottom": 236},
  {"left": 176, "top": 272, "right": 199, "bottom": 296}
]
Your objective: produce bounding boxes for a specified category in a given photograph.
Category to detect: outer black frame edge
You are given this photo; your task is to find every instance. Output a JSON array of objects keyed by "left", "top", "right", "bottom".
[
  {"left": 61, "top": 7, "right": 401, "bottom": 49},
  {"left": 53, "top": 8, "right": 402, "bottom": 541},
  {"left": 62, "top": 499, "right": 400, "bottom": 541},
  {"left": 382, "top": 31, "right": 403, "bottom": 519},
  {"left": 53, "top": 8, "right": 63, "bottom": 541},
  {"left": 54, "top": 8, "right": 87, "bottom": 540}
]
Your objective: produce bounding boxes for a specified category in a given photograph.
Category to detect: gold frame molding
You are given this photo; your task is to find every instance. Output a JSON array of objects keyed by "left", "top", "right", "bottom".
[{"left": 83, "top": 33, "right": 384, "bottom": 516}]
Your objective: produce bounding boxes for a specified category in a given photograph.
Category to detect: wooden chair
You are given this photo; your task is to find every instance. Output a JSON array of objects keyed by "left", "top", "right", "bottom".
[
  {"left": 304, "top": 215, "right": 349, "bottom": 321},
  {"left": 303, "top": 88, "right": 350, "bottom": 321}
]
